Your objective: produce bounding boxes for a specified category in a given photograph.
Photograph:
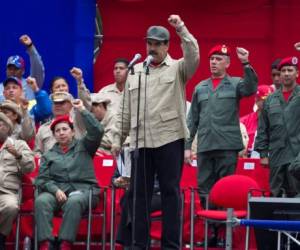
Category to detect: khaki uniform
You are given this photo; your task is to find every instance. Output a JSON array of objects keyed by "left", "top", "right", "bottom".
[
  {"left": 11, "top": 112, "right": 35, "bottom": 142},
  {"left": 112, "top": 27, "right": 199, "bottom": 149},
  {"left": 0, "top": 137, "right": 35, "bottom": 235},
  {"left": 98, "top": 110, "right": 115, "bottom": 153},
  {"left": 99, "top": 83, "right": 122, "bottom": 114},
  {"left": 78, "top": 81, "right": 92, "bottom": 111}
]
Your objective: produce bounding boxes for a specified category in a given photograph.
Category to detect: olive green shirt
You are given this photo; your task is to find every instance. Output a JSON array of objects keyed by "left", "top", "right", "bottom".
[
  {"left": 255, "top": 85, "right": 300, "bottom": 168},
  {"left": 35, "top": 110, "right": 104, "bottom": 195},
  {"left": 186, "top": 65, "right": 258, "bottom": 153}
]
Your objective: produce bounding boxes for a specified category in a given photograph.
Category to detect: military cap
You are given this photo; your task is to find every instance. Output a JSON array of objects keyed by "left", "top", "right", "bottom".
[
  {"left": 277, "top": 56, "right": 299, "bottom": 71},
  {"left": 0, "top": 100, "right": 22, "bottom": 124},
  {"left": 0, "top": 112, "right": 14, "bottom": 134},
  {"left": 208, "top": 44, "right": 231, "bottom": 58},
  {"left": 145, "top": 26, "right": 170, "bottom": 41},
  {"left": 91, "top": 93, "right": 111, "bottom": 105},
  {"left": 50, "top": 92, "right": 73, "bottom": 103}
]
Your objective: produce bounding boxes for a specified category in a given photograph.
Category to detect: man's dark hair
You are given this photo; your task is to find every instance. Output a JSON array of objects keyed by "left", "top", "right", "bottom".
[
  {"left": 92, "top": 102, "right": 107, "bottom": 110},
  {"left": 114, "top": 58, "right": 129, "bottom": 67},
  {"left": 271, "top": 58, "right": 281, "bottom": 70}
]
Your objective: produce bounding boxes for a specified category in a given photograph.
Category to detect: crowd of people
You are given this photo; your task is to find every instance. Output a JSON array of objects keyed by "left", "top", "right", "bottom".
[{"left": 0, "top": 14, "right": 300, "bottom": 250}]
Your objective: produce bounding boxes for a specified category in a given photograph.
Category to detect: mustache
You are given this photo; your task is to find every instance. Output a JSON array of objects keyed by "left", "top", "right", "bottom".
[{"left": 149, "top": 51, "right": 157, "bottom": 56}]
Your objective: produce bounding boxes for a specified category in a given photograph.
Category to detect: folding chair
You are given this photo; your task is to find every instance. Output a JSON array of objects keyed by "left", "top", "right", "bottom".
[
  {"left": 14, "top": 174, "right": 35, "bottom": 250},
  {"left": 93, "top": 154, "right": 116, "bottom": 250},
  {"left": 190, "top": 174, "right": 260, "bottom": 250}
]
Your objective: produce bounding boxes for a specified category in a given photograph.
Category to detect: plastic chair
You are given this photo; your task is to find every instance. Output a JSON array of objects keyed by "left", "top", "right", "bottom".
[
  {"left": 190, "top": 174, "right": 260, "bottom": 250},
  {"left": 93, "top": 154, "right": 116, "bottom": 250},
  {"left": 14, "top": 175, "right": 35, "bottom": 250}
]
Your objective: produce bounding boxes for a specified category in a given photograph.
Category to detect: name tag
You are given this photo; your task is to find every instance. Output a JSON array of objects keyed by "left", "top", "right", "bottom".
[
  {"left": 102, "top": 159, "right": 114, "bottom": 167},
  {"left": 192, "top": 159, "right": 197, "bottom": 167},
  {"left": 244, "top": 162, "right": 255, "bottom": 170}
]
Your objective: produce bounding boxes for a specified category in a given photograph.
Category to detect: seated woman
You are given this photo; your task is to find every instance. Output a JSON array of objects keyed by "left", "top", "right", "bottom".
[{"left": 34, "top": 99, "right": 104, "bottom": 250}]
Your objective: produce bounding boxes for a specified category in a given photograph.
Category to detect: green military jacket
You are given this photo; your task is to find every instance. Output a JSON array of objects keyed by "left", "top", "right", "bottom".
[
  {"left": 255, "top": 85, "right": 300, "bottom": 168},
  {"left": 35, "top": 110, "right": 104, "bottom": 195},
  {"left": 186, "top": 65, "right": 258, "bottom": 153}
]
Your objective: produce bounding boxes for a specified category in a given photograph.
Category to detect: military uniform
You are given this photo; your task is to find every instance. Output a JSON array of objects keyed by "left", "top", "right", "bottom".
[
  {"left": 99, "top": 110, "right": 115, "bottom": 153},
  {"left": 99, "top": 83, "right": 122, "bottom": 114},
  {"left": 34, "top": 110, "right": 104, "bottom": 243},
  {"left": 0, "top": 136, "right": 35, "bottom": 236},
  {"left": 34, "top": 92, "right": 88, "bottom": 157},
  {"left": 112, "top": 23, "right": 199, "bottom": 249},
  {"left": 0, "top": 100, "right": 35, "bottom": 142},
  {"left": 186, "top": 65, "right": 258, "bottom": 194},
  {"left": 255, "top": 86, "right": 300, "bottom": 196},
  {"left": 34, "top": 108, "right": 86, "bottom": 157}
]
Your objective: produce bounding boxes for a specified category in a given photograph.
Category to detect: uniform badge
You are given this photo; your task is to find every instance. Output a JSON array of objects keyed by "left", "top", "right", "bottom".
[
  {"left": 292, "top": 57, "right": 298, "bottom": 65},
  {"left": 221, "top": 45, "right": 227, "bottom": 54}
]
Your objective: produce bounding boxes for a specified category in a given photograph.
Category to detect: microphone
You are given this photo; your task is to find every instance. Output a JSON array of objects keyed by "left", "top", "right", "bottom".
[
  {"left": 144, "top": 54, "right": 154, "bottom": 68},
  {"left": 128, "top": 53, "right": 142, "bottom": 69}
]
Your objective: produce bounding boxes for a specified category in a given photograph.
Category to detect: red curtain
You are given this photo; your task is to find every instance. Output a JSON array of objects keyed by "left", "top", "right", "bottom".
[{"left": 94, "top": 0, "right": 300, "bottom": 116}]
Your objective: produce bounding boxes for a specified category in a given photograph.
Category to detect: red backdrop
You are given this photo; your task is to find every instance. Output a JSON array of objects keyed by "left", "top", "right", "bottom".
[{"left": 94, "top": 0, "right": 300, "bottom": 116}]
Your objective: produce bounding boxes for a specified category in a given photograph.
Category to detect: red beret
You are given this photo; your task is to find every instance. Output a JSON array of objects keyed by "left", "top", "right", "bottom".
[
  {"left": 256, "top": 85, "right": 273, "bottom": 100},
  {"left": 208, "top": 44, "right": 231, "bottom": 58},
  {"left": 50, "top": 115, "right": 73, "bottom": 131},
  {"left": 277, "top": 56, "right": 299, "bottom": 70}
]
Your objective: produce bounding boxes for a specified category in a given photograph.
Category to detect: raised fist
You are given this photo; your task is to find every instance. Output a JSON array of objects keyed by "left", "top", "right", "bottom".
[
  {"left": 72, "top": 99, "right": 85, "bottom": 111},
  {"left": 294, "top": 42, "right": 300, "bottom": 51},
  {"left": 19, "top": 34, "right": 33, "bottom": 47},
  {"left": 168, "top": 14, "right": 183, "bottom": 29},
  {"left": 26, "top": 77, "right": 39, "bottom": 92},
  {"left": 70, "top": 67, "right": 83, "bottom": 82},
  {"left": 236, "top": 47, "right": 249, "bottom": 63}
]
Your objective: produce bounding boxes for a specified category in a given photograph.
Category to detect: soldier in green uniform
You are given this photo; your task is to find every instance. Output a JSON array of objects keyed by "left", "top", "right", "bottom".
[
  {"left": 185, "top": 44, "right": 258, "bottom": 196},
  {"left": 255, "top": 56, "right": 300, "bottom": 197},
  {"left": 185, "top": 44, "right": 257, "bottom": 246},
  {"left": 34, "top": 99, "right": 104, "bottom": 250}
]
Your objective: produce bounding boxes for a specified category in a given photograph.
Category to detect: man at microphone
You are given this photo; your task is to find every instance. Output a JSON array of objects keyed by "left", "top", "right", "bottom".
[{"left": 111, "top": 14, "right": 199, "bottom": 249}]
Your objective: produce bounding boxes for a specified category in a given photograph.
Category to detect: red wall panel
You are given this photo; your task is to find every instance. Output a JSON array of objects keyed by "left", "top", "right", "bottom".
[{"left": 94, "top": 0, "right": 300, "bottom": 116}]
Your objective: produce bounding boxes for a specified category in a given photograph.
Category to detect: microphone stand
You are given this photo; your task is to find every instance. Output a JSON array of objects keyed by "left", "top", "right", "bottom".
[
  {"left": 145, "top": 65, "right": 150, "bottom": 75},
  {"left": 129, "top": 65, "right": 135, "bottom": 75},
  {"left": 131, "top": 71, "right": 142, "bottom": 249},
  {"left": 131, "top": 63, "right": 151, "bottom": 249}
]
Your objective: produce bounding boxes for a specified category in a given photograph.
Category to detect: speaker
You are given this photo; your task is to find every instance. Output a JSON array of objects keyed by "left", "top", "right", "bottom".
[{"left": 249, "top": 197, "right": 300, "bottom": 250}]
